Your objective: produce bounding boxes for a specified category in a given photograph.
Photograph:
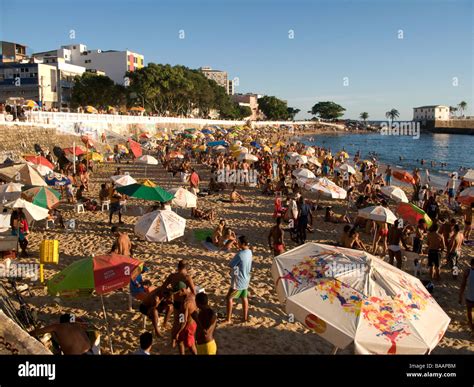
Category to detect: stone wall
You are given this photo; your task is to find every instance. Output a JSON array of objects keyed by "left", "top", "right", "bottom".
[
  {"left": 421, "top": 120, "right": 474, "bottom": 135},
  {"left": 0, "top": 124, "right": 83, "bottom": 160}
]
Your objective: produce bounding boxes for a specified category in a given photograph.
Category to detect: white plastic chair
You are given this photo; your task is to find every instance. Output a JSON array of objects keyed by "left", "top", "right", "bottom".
[
  {"left": 75, "top": 203, "right": 85, "bottom": 213},
  {"left": 101, "top": 200, "right": 110, "bottom": 212}
]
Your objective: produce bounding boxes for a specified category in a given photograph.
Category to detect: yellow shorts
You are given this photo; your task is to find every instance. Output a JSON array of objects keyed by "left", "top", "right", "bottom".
[{"left": 196, "top": 340, "right": 217, "bottom": 355}]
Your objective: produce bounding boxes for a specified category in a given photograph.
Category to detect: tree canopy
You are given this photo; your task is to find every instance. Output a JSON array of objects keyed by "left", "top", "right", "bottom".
[
  {"left": 70, "top": 73, "right": 125, "bottom": 108},
  {"left": 309, "top": 101, "right": 346, "bottom": 120},
  {"left": 257, "top": 96, "right": 291, "bottom": 120}
]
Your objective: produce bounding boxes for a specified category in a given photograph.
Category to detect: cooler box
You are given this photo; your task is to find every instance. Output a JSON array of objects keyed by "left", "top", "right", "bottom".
[{"left": 40, "top": 240, "right": 59, "bottom": 264}]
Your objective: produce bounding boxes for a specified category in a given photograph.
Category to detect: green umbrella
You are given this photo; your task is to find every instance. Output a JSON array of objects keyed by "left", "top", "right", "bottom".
[
  {"left": 116, "top": 183, "right": 174, "bottom": 202},
  {"left": 21, "top": 186, "right": 61, "bottom": 209}
]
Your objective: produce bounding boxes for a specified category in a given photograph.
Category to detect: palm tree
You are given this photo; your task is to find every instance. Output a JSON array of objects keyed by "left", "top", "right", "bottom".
[
  {"left": 385, "top": 109, "right": 400, "bottom": 127},
  {"left": 360, "top": 112, "right": 369, "bottom": 125},
  {"left": 458, "top": 101, "right": 467, "bottom": 117},
  {"left": 449, "top": 106, "right": 458, "bottom": 118}
]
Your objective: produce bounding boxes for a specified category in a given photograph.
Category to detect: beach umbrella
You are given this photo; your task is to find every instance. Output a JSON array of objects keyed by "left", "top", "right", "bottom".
[
  {"left": 293, "top": 168, "right": 316, "bottom": 180},
  {"left": 213, "top": 145, "right": 227, "bottom": 153},
  {"left": 85, "top": 106, "right": 98, "bottom": 114},
  {"left": 116, "top": 184, "right": 174, "bottom": 202},
  {"left": 136, "top": 155, "right": 158, "bottom": 165},
  {"left": 250, "top": 141, "right": 262, "bottom": 149},
  {"left": 457, "top": 187, "right": 474, "bottom": 206},
  {"left": 0, "top": 182, "right": 23, "bottom": 202},
  {"left": 63, "top": 146, "right": 85, "bottom": 156},
  {"left": 169, "top": 187, "right": 197, "bottom": 209},
  {"left": 358, "top": 205, "right": 397, "bottom": 224},
  {"left": 128, "top": 139, "right": 143, "bottom": 158},
  {"left": 30, "top": 163, "right": 53, "bottom": 176},
  {"left": 184, "top": 128, "right": 196, "bottom": 133},
  {"left": 396, "top": 202, "right": 432, "bottom": 228},
  {"left": 21, "top": 186, "right": 61, "bottom": 209},
  {"left": 305, "top": 147, "right": 316, "bottom": 155},
  {"left": 201, "top": 129, "right": 213, "bottom": 135},
  {"left": 337, "top": 151, "right": 349, "bottom": 159},
  {"left": 110, "top": 175, "right": 137, "bottom": 187},
  {"left": 380, "top": 186, "right": 409, "bottom": 203},
  {"left": 22, "top": 155, "right": 54, "bottom": 170},
  {"left": 0, "top": 164, "right": 47, "bottom": 187},
  {"left": 45, "top": 173, "right": 71, "bottom": 188},
  {"left": 207, "top": 141, "right": 227, "bottom": 147},
  {"left": 130, "top": 107, "right": 145, "bottom": 112},
  {"left": 393, "top": 170, "right": 416, "bottom": 185},
  {"left": 135, "top": 210, "right": 186, "bottom": 242},
  {"left": 288, "top": 155, "right": 308, "bottom": 165},
  {"left": 339, "top": 164, "right": 356, "bottom": 175},
  {"left": 23, "top": 100, "right": 38, "bottom": 109},
  {"left": 272, "top": 242, "right": 450, "bottom": 354},
  {"left": 299, "top": 177, "right": 347, "bottom": 199},
  {"left": 4, "top": 198, "right": 49, "bottom": 221},
  {"left": 85, "top": 152, "right": 104, "bottom": 162},
  {"left": 307, "top": 157, "right": 322, "bottom": 167},
  {"left": 233, "top": 140, "right": 242, "bottom": 147},
  {"left": 139, "top": 132, "right": 152, "bottom": 139},
  {"left": 461, "top": 169, "right": 474, "bottom": 183},
  {"left": 47, "top": 253, "right": 143, "bottom": 297},
  {"left": 237, "top": 153, "right": 259, "bottom": 162},
  {"left": 287, "top": 151, "right": 299, "bottom": 158}
]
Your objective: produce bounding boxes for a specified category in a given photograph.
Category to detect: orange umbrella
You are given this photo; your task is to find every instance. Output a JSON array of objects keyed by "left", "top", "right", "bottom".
[{"left": 393, "top": 170, "right": 415, "bottom": 185}]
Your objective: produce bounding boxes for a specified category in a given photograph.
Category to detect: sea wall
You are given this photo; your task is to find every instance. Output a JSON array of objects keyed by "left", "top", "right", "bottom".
[{"left": 423, "top": 119, "right": 474, "bottom": 135}]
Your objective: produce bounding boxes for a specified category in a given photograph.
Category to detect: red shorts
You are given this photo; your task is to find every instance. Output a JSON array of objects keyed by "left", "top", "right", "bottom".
[
  {"left": 273, "top": 243, "right": 285, "bottom": 254},
  {"left": 178, "top": 321, "right": 197, "bottom": 348}
]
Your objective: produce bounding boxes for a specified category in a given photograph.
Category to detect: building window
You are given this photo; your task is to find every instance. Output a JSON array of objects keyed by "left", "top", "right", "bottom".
[
  {"left": 134, "top": 57, "right": 137, "bottom": 63},
  {"left": 85, "top": 60, "right": 91, "bottom": 63}
]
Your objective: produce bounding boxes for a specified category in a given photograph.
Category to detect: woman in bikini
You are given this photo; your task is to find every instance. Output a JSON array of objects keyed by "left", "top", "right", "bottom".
[{"left": 372, "top": 221, "right": 388, "bottom": 256}]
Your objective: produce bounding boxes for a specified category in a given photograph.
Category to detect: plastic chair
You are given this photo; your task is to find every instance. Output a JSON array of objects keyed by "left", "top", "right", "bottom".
[
  {"left": 101, "top": 200, "right": 110, "bottom": 212},
  {"left": 75, "top": 203, "right": 85, "bottom": 213},
  {"left": 45, "top": 218, "right": 55, "bottom": 230}
]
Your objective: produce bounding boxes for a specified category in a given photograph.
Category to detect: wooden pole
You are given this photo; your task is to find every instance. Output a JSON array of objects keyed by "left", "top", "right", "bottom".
[
  {"left": 331, "top": 346, "right": 338, "bottom": 355},
  {"left": 73, "top": 141, "right": 76, "bottom": 175},
  {"left": 100, "top": 294, "right": 114, "bottom": 354}
]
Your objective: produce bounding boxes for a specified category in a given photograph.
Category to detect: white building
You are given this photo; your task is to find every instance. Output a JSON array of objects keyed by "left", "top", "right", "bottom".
[
  {"left": 33, "top": 43, "right": 144, "bottom": 85},
  {"left": 413, "top": 105, "right": 450, "bottom": 121}
]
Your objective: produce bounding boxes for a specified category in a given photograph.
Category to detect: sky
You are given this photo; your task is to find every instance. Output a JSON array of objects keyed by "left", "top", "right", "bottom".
[{"left": 0, "top": 0, "right": 472, "bottom": 120}]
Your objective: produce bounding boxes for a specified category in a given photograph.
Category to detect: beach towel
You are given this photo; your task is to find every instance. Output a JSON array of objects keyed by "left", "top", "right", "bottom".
[
  {"left": 194, "top": 229, "right": 212, "bottom": 242},
  {"left": 201, "top": 240, "right": 219, "bottom": 252}
]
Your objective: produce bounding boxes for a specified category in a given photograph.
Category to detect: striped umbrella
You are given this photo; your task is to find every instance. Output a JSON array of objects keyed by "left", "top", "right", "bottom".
[
  {"left": 23, "top": 155, "right": 54, "bottom": 170},
  {"left": 22, "top": 186, "right": 61, "bottom": 209},
  {"left": 396, "top": 202, "right": 432, "bottom": 228}
]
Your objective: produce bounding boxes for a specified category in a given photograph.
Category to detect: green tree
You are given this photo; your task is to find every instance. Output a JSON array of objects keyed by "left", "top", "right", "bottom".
[
  {"left": 309, "top": 101, "right": 345, "bottom": 120},
  {"left": 385, "top": 108, "right": 400, "bottom": 126},
  {"left": 287, "top": 107, "right": 301, "bottom": 120},
  {"left": 458, "top": 101, "right": 467, "bottom": 117},
  {"left": 359, "top": 112, "right": 369, "bottom": 125},
  {"left": 449, "top": 106, "right": 458, "bottom": 117},
  {"left": 71, "top": 73, "right": 125, "bottom": 109},
  {"left": 257, "top": 96, "right": 290, "bottom": 120}
]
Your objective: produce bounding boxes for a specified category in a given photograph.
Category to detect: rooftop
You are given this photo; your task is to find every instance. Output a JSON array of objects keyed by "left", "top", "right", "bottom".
[{"left": 413, "top": 105, "right": 449, "bottom": 109}]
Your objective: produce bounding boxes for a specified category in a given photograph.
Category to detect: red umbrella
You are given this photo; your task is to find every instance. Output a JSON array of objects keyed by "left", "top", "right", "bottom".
[
  {"left": 139, "top": 132, "right": 152, "bottom": 139},
  {"left": 396, "top": 202, "right": 432, "bottom": 228},
  {"left": 63, "top": 146, "right": 85, "bottom": 156},
  {"left": 127, "top": 138, "right": 143, "bottom": 158},
  {"left": 23, "top": 155, "right": 54, "bottom": 170},
  {"left": 393, "top": 170, "right": 416, "bottom": 185}
]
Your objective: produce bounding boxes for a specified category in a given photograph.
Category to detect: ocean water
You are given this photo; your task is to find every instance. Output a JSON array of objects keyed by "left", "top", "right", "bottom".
[{"left": 299, "top": 132, "right": 474, "bottom": 187}]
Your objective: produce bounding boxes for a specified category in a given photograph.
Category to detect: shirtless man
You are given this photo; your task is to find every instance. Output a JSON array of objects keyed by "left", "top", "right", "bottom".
[
  {"left": 31, "top": 314, "right": 92, "bottom": 355},
  {"left": 139, "top": 288, "right": 173, "bottom": 336},
  {"left": 191, "top": 292, "right": 217, "bottom": 355},
  {"left": 230, "top": 186, "right": 246, "bottom": 203},
  {"left": 387, "top": 219, "right": 409, "bottom": 269},
  {"left": 172, "top": 282, "right": 197, "bottom": 355},
  {"left": 110, "top": 226, "right": 132, "bottom": 256},
  {"left": 447, "top": 224, "right": 464, "bottom": 268},
  {"left": 427, "top": 224, "right": 446, "bottom": 280},
  {"left": 212, "top": 219, "right": 226, "bottom": 246},
  {"left": 464, "top": 203, "right": 473, "bottom": 241},
  {"left": 340, "top": 225, "right": 352, "bottom": 247},
  {"left": 161, "top": 260, "right": 196, "bottom": 295},
  {"left": 268, "top": 217, "right": 285, "bottom": 256}
]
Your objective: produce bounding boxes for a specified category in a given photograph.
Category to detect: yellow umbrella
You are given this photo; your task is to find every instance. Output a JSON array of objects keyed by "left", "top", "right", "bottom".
[
  {"left": 130, "top": 107, "right": 145, "bottom": 112},
  {"left": 142, "top": 179, "right": 156, "bottom": 187},
  {"left": 263, "top": 146, "right": 272, "bottom": 153},
  {"left": 85, "top": 152, "right": 104, "bottom": 162},
  {"left": 85, "top": 106, "right": 98, "bottom": 114},
  {"left": 24, "top": 100, "right": 38, "bottom": 109},
  {"left": 338, "top": 151, "right": 349, "bottom": 159},
  {"left": 105, "top": 144, "right": 113, "bottom": 152}
]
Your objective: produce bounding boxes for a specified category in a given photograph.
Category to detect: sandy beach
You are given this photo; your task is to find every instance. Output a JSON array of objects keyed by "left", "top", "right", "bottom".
[{"left": 18, "top": 147, "right": 473, "bottom": 355}]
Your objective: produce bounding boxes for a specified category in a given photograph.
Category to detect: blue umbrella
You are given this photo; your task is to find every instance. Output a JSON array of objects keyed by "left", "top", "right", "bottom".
[
  {"left": 207, "top": 141, "right": 228, "bottom": 147},
  {"left": 250, "top": 141, "right": 262, "bottom": 149},
  {"left": 45, "top": 174, "right": 71, "bottom": 187},
  {"left": 201, "top": 129, "right": 213, "bottom": 135}
]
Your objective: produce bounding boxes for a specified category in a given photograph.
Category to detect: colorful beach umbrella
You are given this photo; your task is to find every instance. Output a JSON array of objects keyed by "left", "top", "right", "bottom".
[
  {"left": 0, "top": 164, "right": 47, "bottom": 187},
  {"left": 116, "top": 183, "right": 174, "bottom": 202},
  {"left": 85, "top": 106, "right": 98, "bottom": 114},
  {"left": 358, "top": 205, "right": 397, "bottom": 224},
  {"left": 396, "top": 202, "right": 432, "bottom": 228},
  {"left": 168, "top": 151, "right": 184, "bottom": 159},
  {"left": 134, "top": 210, "right": 186, "bottom": 242},
  {"left": 4, "top": 198, "right": 49, "bottom": 221},
  {"left": 45, "top": 173, "right": 71, "bottom": 188},
  {"left": 0, "top": 182, "right": 23, "bottom": 202},
  {"left": 63, "top": 146, "right": 85, "bottom": 156},
  {"left": 24, "top": 100, "right": 38, "bottom": 109},
  {"left": 21, "top": 186, "right": 61, "bottom": 209},
  {"left": 298, "top": 177, "right": 347, "bottom": 199},
  {"left": 47, "top": 254, "right": 143, "bottom": 297},
  {"left": 393, "top": 170, "right": 416, "bottom": 185},
  {"left": 30, "top": 164, "right": 53, "bottom": 177},
  {"left": 272, "top": 243, "right": 450, "bottom": 354},
  {"left": 380, "top": 186, "right": 409, "bottom": 203},
  {"left": 22, "top": 155, "right": 54, "bottom": 170},
  {"left": 85, "top": 152, "right": 104, "bottom": 162},
  {"left": 128, "top": 139, "right": 143, "bottom": 158}
]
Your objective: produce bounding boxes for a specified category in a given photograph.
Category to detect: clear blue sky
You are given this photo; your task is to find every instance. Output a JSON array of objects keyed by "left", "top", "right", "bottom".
[{"left": 1, "top": 0, "right": 472, "bottom": 120}]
